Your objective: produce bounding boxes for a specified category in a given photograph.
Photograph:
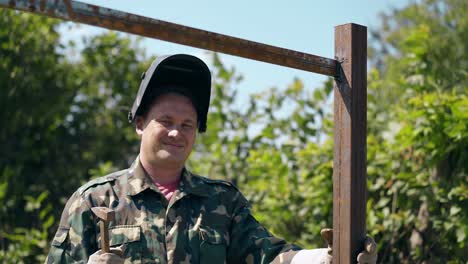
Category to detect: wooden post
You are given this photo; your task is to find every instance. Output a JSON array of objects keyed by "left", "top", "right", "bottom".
[{"left": 333, "top": 23, "right": 367, "bottom": 264}]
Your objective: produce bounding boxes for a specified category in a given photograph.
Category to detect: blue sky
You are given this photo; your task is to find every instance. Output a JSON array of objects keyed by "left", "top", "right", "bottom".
[{"left": 74, "top": 0, "right": 409, "bottom": 103}]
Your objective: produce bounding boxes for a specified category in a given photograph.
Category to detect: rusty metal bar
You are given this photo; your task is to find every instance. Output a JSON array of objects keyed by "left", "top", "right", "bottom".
[
  {"left": 333, "top": 23, "right": 367, "bottom": 264},
  {"left": 0, "top": 0, "right": 338, "bottom": 76}
]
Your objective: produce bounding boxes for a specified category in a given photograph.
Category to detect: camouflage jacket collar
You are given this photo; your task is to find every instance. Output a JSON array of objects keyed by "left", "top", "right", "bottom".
[{"left": 126, "top": 157, "right": 210, "bottom": 198}]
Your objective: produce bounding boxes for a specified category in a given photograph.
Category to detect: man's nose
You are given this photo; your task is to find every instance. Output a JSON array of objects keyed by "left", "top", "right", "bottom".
[{"left": 167, "top": 127, "right": 180, "bottom": 138}]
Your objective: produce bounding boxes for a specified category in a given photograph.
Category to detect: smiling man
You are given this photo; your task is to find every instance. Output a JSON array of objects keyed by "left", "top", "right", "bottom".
[
  {"left": 136, "top": 93, "right": 198, "bottom": 183},
  {"left": 46, "top": 54, "right": 376, "bottom": 264}
]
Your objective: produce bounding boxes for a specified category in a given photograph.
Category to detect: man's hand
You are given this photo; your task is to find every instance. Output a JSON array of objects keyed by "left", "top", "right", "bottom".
[
  {"left": 356, "top": 236, "right": 377, "bottom": 264},
  {"left": 87, "top": 244, "right": 125, "bottom": 264},
  {"left": 320, "top": 228, "right": 377, "bottom": 264}
]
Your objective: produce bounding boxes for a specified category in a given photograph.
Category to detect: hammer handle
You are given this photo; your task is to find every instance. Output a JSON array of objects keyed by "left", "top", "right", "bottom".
[{"left": 100, "top": 220, "right": 110, "bottom": 253}]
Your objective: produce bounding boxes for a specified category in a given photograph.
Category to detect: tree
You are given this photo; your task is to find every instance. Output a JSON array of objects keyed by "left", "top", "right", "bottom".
[
  {"left": 0, "top": 10, "right": 75, "bottom": 262},
  {"left": 0, "top": 10, "right": 150, "bottom": 262},
  {"left": 365, "top": 0, "right": 467, "bottom": 261}
]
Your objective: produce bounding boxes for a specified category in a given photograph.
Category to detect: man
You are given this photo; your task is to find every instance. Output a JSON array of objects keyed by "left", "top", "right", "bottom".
[{"left": 46, "top": 54, "right": 376, "bottom": 263}]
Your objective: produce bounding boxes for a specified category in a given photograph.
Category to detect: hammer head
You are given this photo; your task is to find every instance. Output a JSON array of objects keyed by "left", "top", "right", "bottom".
[
  {"left": 320, "top": 228, "right": 333, "bottom": 246},
  {"left": 91, "top": 207, "right": 115, "bottom": 222}
]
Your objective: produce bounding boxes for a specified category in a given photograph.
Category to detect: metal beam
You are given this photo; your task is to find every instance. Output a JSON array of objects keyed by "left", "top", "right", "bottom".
[
  {"left": 333, "top": 23, "right": 367, "bottom": 264},
  {"left": 0, "top": 0, "right": 338, "bottom": 76}
]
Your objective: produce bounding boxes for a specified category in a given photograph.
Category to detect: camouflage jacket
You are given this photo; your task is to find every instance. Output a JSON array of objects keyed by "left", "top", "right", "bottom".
[{"left": 46, "top": 158, "right": 301, "bottom": 263}]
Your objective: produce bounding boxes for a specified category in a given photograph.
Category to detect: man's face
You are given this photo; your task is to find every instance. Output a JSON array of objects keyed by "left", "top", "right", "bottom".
[{"left": 136, "top": 93, "right": 197, "bottom": 170}]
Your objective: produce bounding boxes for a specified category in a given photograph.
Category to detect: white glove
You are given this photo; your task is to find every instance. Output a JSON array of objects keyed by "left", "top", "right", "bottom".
[
  {"left": 87, "top": 244, "right": 125, "bottom": 264},
  {"left": 291, "top": 229, "right": 333, "bottom": 264},
  {"left": 291, "top": 248, "right": 329, "bottom": 264}
]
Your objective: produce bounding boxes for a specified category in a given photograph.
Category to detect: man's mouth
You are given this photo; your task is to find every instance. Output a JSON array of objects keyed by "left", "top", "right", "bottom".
[{"left": 162, "top": 142, "right": 184, "bottom": 148}]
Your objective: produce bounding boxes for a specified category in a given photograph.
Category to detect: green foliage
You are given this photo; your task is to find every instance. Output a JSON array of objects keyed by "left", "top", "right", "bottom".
[
  {"left": 0, "top": 191, "right": 54, "bottom": 263},
  {"left": 365, "top": 0, "right": 467, "bottom": 261},
  {"left": 1, "top": 0, "right": 467, "bottom": 262},
  {"left": 367, "top": 92, "right": 467, "bottom": 262},
  {"left": 0, "top": 11, "right": 72, "bottom": 261},
  {"left": 0, "top": 10, "right": 149, "bottom": 261}
]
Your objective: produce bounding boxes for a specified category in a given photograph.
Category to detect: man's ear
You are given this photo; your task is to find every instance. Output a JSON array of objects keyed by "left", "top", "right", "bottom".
[{"left": 135, "top": 116, "right": 145, "bottom": 136}]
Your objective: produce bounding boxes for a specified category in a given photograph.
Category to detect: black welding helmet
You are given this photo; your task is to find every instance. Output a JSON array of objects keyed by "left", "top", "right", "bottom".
[{"left": 128, "top": 54, "right": 211, "bottom": 132}]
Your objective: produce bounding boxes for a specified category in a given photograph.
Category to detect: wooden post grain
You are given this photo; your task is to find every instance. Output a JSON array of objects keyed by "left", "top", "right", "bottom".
[{"left": 333, "top": 23, "right": 367, "bottom": 264}]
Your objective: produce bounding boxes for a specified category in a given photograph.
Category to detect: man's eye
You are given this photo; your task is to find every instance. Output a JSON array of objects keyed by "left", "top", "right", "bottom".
[
  {"left": 182, "top": 123, "right": 194, "bottom": 129},
  {"left": 159, "top": 120, "right": 171, "bottom": 125}
]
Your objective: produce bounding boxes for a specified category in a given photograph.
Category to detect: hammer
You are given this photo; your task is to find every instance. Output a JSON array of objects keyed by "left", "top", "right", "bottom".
[{"left": 91, "top": 207, "right": 115, "bottom": 253}]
